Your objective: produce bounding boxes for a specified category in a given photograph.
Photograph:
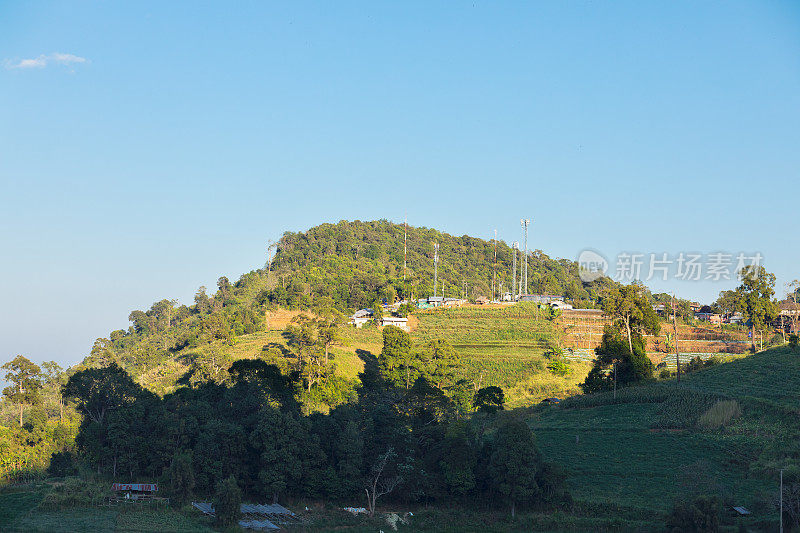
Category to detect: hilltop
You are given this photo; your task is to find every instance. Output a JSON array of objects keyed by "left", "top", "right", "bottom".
[{"left": 77, "top": 220, "right": 617, "bottom": 395}]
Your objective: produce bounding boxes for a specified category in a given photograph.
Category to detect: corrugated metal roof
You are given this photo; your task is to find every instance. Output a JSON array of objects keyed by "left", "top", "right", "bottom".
[{"left": 239, "top": 518, "right": 279, "bottom": 530}]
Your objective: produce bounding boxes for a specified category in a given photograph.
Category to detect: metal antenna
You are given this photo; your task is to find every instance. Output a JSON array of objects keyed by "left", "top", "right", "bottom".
[
  {"left": 493, "top": 229, "right": 497, "bottom": 302},
  {"left": 403, "top": 216, "right": 407, "bottom": 282},
  {"left": 521, "top": 219, "right": 530, "bottom": 296},
  {"left": 512, "top": 242, "right": 518, "bottom": 301},
  {"left": 433, "top": 242, "right": 439, "bottom": 298}
]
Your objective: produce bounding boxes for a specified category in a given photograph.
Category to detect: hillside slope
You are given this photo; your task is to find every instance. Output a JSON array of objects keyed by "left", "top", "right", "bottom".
[
  {"left": 529, "top": 345, "right": 799, "bottom": 530},
  {"left": 77, "top": 220, "right": 615, "bottom": 394}
]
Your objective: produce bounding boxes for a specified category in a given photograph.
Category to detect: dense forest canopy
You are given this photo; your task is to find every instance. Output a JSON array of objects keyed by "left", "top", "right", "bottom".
[{"left": 269, "top": 220, "right": 616, "bottom": 309}]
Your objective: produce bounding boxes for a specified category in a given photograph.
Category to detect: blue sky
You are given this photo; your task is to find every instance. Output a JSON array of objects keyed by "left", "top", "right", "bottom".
[{"left": 2, "top": 1, "right": 799, "bottom": 368}]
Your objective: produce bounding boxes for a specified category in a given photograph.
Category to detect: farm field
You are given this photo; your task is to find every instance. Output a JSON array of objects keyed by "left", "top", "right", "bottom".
[
  {"left": 0, "top": 484, "right": 214, "bottom": 532},
  {"left": 526, "top": 344, "right": 799, "bottom": 530},
  {"left": 140, "top": 304, "right": 590, "bottom": 405}
]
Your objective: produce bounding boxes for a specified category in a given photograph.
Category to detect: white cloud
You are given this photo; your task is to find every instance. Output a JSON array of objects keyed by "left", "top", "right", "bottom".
[{"left": 5, "top": 52, "right": 88, "bottom": 70}]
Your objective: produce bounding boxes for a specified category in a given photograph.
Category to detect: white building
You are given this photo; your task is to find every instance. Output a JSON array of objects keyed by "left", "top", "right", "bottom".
[
  {"left": 349, "top": 309, "right": 373, "bottom": 328},
  {"left": 381, "top": 316, "right": 410, "bottom": 332}
]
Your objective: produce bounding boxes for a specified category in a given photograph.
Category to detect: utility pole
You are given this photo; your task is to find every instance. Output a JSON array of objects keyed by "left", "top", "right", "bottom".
[
  {"left": 403, "top": 216, "right": 407, "bottom": 282},
  {"left": 520, "top": 219, "right": 530, "bottom": 296},
  {"left": 673, "top": 293, "right": 680, "bottom": 382},
  {"left": 780, "top": 468, "right": 784, "bottom": 533},
  {"left": 511, "top": 242, "right": 518, "bottom": 301},
  {"left": 433, "top": 242, "right": 439, "bottom": 298},
  {"left": 493, "top": 229, "right": 497, "bottom": 302}
]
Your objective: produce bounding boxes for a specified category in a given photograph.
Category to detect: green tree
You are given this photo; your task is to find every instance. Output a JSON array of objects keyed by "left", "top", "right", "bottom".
[
  {"left": 2, "top": 355, "right": 43, "bottom": 425},
  {"left": 733, "top": 266, "right": 778, "bottom": 351},
  {"left": 214, "top": 475, "right": 242, "bottom": 527},
  {"left": 439, "top": 423, "right": 477, "bottom": 496},
  {"left": 581, "top": 328, "right": 653, "bottom": 393},
  {"left": 250, "top": 408, "right": 304, "bottom": 501},
  {"left": 666, "top": 495, "right": 721, "bottom": 532},
  {"left": 489, "top": 420, "right": 542, "bottom": 518},
  {"left": 379, "top": 326, "right": 416, "bottom": 389},
  {"left": 424, "top": 339, "right": 458, "bottom": 390},
  {"left": 189, "top": 347, "right": 231, "bottom": 386},
  {"left": 371, "top": 299, "right": 384, "bottom": 325},
  {"left": 473, "top": 386, "right": 505, "bottom": 413},
  {"left": 602, "top": 282, "right": 660, "bottom": 356},
  {"left": 333, "top": 419, "right": 364, "bottom": 498},
  {"left": 62, "top": 364, "right": 144, "bottom": 425},
  {"left": 713, "top": 289, "right": 739, "bottom": 318},
  {"left": 283, "top": 314, "right": 319, "bottom": 387},
  {"left": 316, "top": 312, "right": 344, "bottom": 365},
  {"left": 88, "top": 338, "right": 117, "bottom": 367},
  {"left": 169, "top": 450, "right": 195, "bottom": 507}
]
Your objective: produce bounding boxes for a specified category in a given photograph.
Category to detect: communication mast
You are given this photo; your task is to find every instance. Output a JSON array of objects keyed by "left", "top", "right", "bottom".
[
  {"left": 493, "top": 229, "right": 497, "bottom": 302},
  {"left": 520, "top": 219, "right": 530, "bottom": 296},
  {"left": 403, "top": 216, "right": 407, "bottom": 282},
  {"left": 512, "top": 241, "right": 518, "bottom": 300},
  {"left": 433, "top": 242, "right": 439, "bottom": 298}
]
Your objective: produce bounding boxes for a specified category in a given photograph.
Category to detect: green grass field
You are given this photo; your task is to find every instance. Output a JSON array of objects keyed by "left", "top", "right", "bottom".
[
  {"left": 0, "top": 483, "right": 214, "bottom": 533},
  {"left": 523, "top": 345, "right": 800, "bottom": 530}
]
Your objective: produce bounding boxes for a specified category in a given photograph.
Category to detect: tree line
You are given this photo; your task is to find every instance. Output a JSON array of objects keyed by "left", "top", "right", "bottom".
[{"left": 54, "top": 325, "right": 570, "bottom": 517}]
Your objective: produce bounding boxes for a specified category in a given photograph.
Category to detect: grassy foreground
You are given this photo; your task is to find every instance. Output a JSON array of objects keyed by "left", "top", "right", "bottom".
[
  {"left": 1, "top": 346, "right": 797, "bottom": 531},
  {"left": 528, "top": 344, "right": 800, "bottom": 531}
]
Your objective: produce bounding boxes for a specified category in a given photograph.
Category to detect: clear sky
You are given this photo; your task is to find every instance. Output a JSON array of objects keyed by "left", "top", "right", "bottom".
[{"left": 2, "top": 1, "right": 799, "bottom": 368}]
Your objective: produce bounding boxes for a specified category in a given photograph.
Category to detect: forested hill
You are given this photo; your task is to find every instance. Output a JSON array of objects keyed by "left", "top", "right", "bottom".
[
  {"left": 78, "top": 220, "right": 615, "bottom": 380},
  {"left": 270, "top": 219, "right": 615, "bottom": 307}
]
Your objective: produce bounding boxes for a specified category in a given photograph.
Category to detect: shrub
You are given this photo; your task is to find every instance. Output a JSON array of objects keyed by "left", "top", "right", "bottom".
[
  {"left": 38, "top": 477, "right": 108, "bottom": 510},
  {"left": 698, "top": 400, "right": 742, "bottom": 430},
  {"left": 790, "top": 334, "right": 799, "bottom": 351},
  {"left": 473, "top": 386, "right": 505, "bottom": 413},
  {"left": 214, "top": 475, "right": 242, "bottom": 527},
  {"left": 47, "top": 451, "right": 78, "bottom": 477},
  {"left": 768, "top": 333, "right": 785, "bottom": 348},
  {"left": 546, "top": 358, "right": 570, "bottom": 376},
  {"left": 665, "top": 494, "right": 721, "bottom": 532}
]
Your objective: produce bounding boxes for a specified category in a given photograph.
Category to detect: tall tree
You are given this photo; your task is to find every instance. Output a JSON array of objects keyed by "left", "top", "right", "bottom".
[
  {"left": 41, "top": 361, "right": 65, "bottom": 422},
  {"left": 787, "top": 279, "right": 800, "bottom": 334},
  {"left": 62, "top": 364, "right": 144, "bottom": 425},
  {"left": 489, "top": 420, "right": 542, "bottom": 518},
  {"left": 424, "top": 339, "right": 458, "bottom": 390},
  {"left": 316, "top": 311, "right": 345, "bottom": 365},
  {"left": 714, "top": 289, "right": 740, "bottom": 319},
  {"left": 379, "top": 326, "right": 415, "bottom": 389},
  {"left": 169, "top": 450, "right": 196, "bottom": 507},
  {"left": 601, "top": 282, "right": 660, "bottom": 356},
  {"left": 734, "top": 266, "right": 778, "bottom": 351},
  {"left": 581, "top": 328, "right": 653, "bottom": 394},
  {"left": 214, "top": 475, "right": 242, "bottom": 528},
  {"left": 2, "top": 355, "right": 43, "bottom": 425}
]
